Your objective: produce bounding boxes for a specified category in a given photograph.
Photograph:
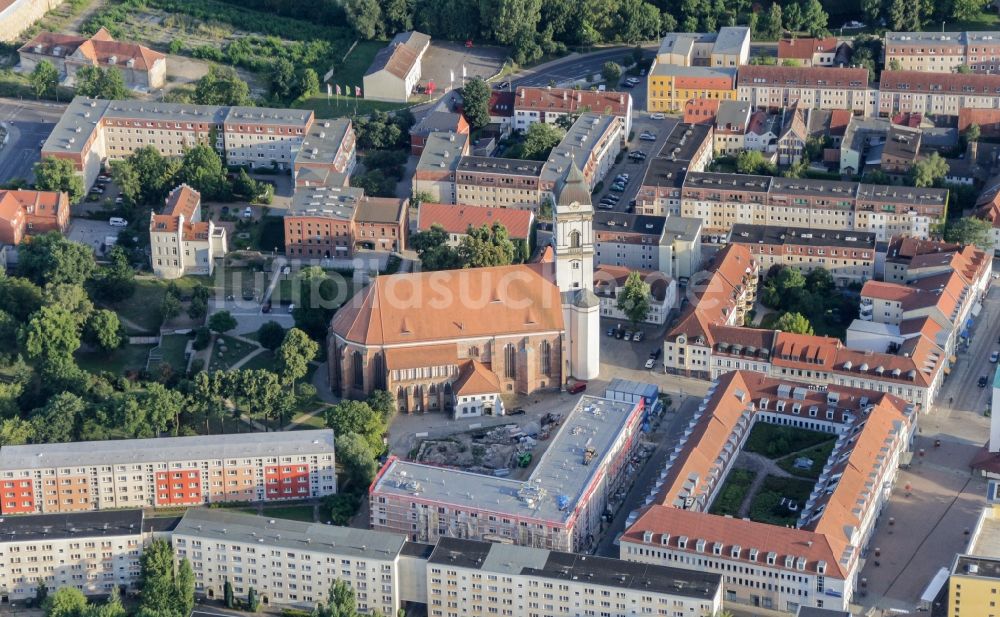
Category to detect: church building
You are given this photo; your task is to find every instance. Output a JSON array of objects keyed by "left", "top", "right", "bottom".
[{"left": 327, "top": 164, "right": 599, "bottom": 413}]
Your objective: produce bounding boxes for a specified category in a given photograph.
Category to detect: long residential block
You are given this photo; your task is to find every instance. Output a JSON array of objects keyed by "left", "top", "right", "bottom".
[
  {"left": 681, "top": 172, "right": 947, "bottom": 241},
  {"left": 0, "top": 509, "right": 149, "bottom": 602},
  {"left": 878, "top": 70, "right": 1000, "bottom": 117},
  {"left": 171, "top": 507, "right": 723, "bottom": 615},
  {"left": 42, "top": 97, "right": 355, "bottom": 190},
  {"left": 0, "top": 431, "right": 337, "bottom": 515},
  {"left": 737, "top": 65, "right": 875, "bottom": 116},
  {"left": 884, "top": 31, "right": 1000, "bottom": 73}
]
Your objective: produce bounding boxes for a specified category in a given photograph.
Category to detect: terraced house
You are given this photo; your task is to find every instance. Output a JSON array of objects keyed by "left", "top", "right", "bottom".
[
  {"left": 878, "top": 71, "right": 1000, "bottom": 117},
  {"left": 737, "top": 65, "right": 875, "bottom": 116}
]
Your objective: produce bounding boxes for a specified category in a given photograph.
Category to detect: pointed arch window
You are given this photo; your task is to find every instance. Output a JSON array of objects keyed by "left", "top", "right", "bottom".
[
  {"left": 504, "top": 343, "right": 517, "bottom": 380},
  {"left": 540, "top": 340, "right": 552, "bottom": 376},
  {"left": 352, "top": 351, "right": 364, "bottom": 388}
]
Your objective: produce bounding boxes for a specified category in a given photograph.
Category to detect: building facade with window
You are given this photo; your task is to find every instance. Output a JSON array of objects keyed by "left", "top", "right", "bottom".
[
  {"left": 150, "top": 184, "right": 227, "bottom": 279},
  {"left": 0, "top": 510, "right": 148, "bottom": 602},
  {"left": 737, "top": 65, "right": 875, "bottom": 116},
  {"left": 0, "top": 432, "right": 337, "bottom": 515}
]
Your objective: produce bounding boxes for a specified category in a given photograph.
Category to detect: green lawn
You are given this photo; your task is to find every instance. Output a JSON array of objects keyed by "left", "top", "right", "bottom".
[
  {"left": 709, "top": 468, "right": 756, "bottom": 516},
  {"left": 946, "top": 11, "right": 1000, "bottom": 31},
  {"left": 748, "top": 476, "right": 816, "bottom": 527},
  {"left": 776, "top": 440, "right": 837, "bottom": 480},
  {"left": 208, "top": 335, "right": 259, "bottom": 371},
  {"left": 297, "top": 95, "right": 411, "bottom": 117},
  {"left": 240, "top": 349, "right": 278, "bottom": 372},
  {"left": 150, "top": 333, "right": 190, "bottom": 372},
  {"left": 328, "top": 40, "right": 382, "bottom": 89},
  {"left": 743, "top": 422, "right": 836, "bottom": 459},
  {"left": 77, "top": 344, "right": 156, "bottom": 376},
  {"left": 110, "top": 277, "right": 208, "bottom": 333},
  {"left": 289, "top": 410, "right": 329, "bottom": 430}
]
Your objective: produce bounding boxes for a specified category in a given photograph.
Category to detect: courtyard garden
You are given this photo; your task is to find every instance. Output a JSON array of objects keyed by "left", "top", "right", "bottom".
[
  {"left": 748, "top": 476, "right": 816, "bottom": 527},
  {"left": 709, "top": 468, "right": 757, "bottom": 517},
  {"left": 744, "top": 422, "right": 836, "bottom": 459}
]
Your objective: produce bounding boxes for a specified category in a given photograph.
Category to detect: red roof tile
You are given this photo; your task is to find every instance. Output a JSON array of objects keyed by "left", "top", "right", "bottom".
[{"left": 418, "top": 202, "right": 533, "bottom": 240}]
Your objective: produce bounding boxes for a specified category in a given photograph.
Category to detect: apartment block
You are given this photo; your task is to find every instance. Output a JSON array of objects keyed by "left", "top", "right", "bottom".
[
  {"left": 593, "top": 211, "right": 670, "bottom": 273},
  {"left": 680, "top": 172, "right": 947, "bottom": 240},
  {"left": 454, "top": 156, "right": 544, "bottom": 210},
  {"left": 42, "top": 97, "right": 354, "bottom": 190},
  {"left": 293, "top": 118, "right": 357, "bottom": 189},
  {"left": 878, "top": 71, "right": 1000, "bottom": 117},
  {"left": 173, "top": 508, "right": 404, "bottom": 614},
  {"left": 884, "top": 31, "right": 1000, "bottom": 73},
  {"left": 737, "top": 65, "right": 874, "bottom": 116},
  {"left": 283, "top": 186, "right": 407, "bottom": 259},
  {"left": 513, "top": 86, "right": 633, "bottom": 137},
  {"left": 425, "top": 537, "right": 723, "bottom": 617},
  {"left": 150, "top": 184, "right": 226, "bottom": 279},
  {"left": 713, "top": 100, "right": 753, "bottom": 156},
  {"left": 370, "top": 395, "right": 645, "bottom": 552},
  {"left": 636, "top": 122, "right": 714, "bottom": 217},
  {"left": 169, "top": 508, "right": 725, "bottom": 616},
  {"left": 728, "top": 224, "right": 877, "bottom": 286},
  {"left": 947, "top": 504, "right": 1000, "bottom": 617},
  {"left": 0, "top": 510, "right": 147, "bottom": 602},
  {"left": 647, "top": 65, "right": 737, "bottom": 113},
  {"left": 0, "top": 431, "right": 337, "bottom": 515},
  {"left": 412, "top": 132, "right": 469, "bottom": 204},
  {"left": 540, "top": 113, "right": 623, "bottom": 203},
  {"left": 622, "top": 370, "right": 915, "bottom": 613}
]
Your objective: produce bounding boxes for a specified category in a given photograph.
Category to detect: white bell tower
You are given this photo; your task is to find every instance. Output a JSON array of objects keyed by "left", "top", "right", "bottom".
[
  {"left": 553, "top": 163, "right": 594, "bottom": 293},
  {"left": 554, "top": 162, "right": 600, "bottom": 382}
]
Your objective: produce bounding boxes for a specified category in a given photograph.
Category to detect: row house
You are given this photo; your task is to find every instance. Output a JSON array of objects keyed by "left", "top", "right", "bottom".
[
  {"left": 454, "top": 156, "right": 544, "bottom": 210},
  {"left": 728, "top": 223, "right": 877, "bottom": 286},
  {"left": 737, "top": 65, "right": 874, "bottom": 116},
  {"left": 647, "top": 64, "right": 737, "bottom": 113},
  {"left": 878, "top": 71, "right": 1000, "bottom": 118},
  {"left": 885, "top": 31, "right": 1000, "bottom": 73},
  {"left": 0, "top": 432, "right": 337, "bottom": 515},
  {"left": 283, "top": 185, "right": 407, "bottom": 259},
  {"left": 680, "top": 172, "right": 947, "bottom": 240}
]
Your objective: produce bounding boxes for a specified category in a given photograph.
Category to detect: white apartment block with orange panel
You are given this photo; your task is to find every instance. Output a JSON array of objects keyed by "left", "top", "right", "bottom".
[{"left": 0, "top": 431, "right": 336, "bottom": 515}]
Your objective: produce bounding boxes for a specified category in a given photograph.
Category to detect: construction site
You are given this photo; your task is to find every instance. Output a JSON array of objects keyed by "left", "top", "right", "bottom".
[
  {"left": 411, "top": 413, "right": 567, "bottom": 479},
  {"left": 369, "top": 394, "right": 648, "bottom": 553}
]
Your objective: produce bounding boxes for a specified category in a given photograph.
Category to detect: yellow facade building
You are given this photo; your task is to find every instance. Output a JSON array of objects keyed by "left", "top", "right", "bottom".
[
  {"left": 647, "top": 64, "right": 737, "bottom": 113},
  {"left": 949, "top": 504, "right": 1000, "bottom": 617}
]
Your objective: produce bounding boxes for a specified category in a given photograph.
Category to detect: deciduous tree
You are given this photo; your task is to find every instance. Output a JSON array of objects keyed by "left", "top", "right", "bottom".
[
  {"left": 601, "top": 61, "right": 622, "bottom": 87},
  {"left": 43, "top": 587, "right": 87, "bottom": 617},
  {"left": 335, "top": 432, "right": 379, "bottom": 490},
  {"left": 277, "top": 327, "right": 319, "bottom": 384},
  {"left": 208, "top": 310, "right": 238, "bottom": 334},
  {"left": 944, "top": 217, "right": 993, "bottom": 249},
  {"left": 83, "top": 309, "right": 123, "bottom": 352},
  {"left": 458, "top": 222, "right": 516, "bottom": 268},
  {"left": 30, "top": 60, "right": 60, "bottom": 99},
  {"left": 910, "top": 152, "right": 949, "bottom": 187},
  {"left": 75, "top": 66, "right": 129, "bottom": 100},
  {"left": 324, "top": 400, "right": 386, "bottom": 453},
  {"left": 774, "top": 311, "right": 814, "bottom": 334},
  {"left": 461, "top": 77, "right": 491, "bottom": 129},
  {"left": 617, "top": 271, "right": 651, "bottom": 328},
  {"left": 257, "top": 321, "right": 286, "bottom": 351},
  {"left": 194, "top": 65, "right": 253, "bottom": 106},
  {"left": 33, "top": 157, "right": 84, "bottom": 202},
  {"left": 521, "top": 122, "right": 565, "bottom": 160}
]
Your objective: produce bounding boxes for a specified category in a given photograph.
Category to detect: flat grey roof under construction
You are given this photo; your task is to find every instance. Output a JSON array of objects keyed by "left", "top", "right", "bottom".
[{"left": 372, "top": 395, "right": 640, "bottom": 524}]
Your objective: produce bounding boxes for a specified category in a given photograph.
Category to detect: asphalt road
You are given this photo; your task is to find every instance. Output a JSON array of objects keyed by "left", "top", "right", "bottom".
[
  {"left": 0, "top": 98, "right": 67, "bottom": 184},
  {"left": 511, "top": 47, "right": 645, "bottom": 88}
]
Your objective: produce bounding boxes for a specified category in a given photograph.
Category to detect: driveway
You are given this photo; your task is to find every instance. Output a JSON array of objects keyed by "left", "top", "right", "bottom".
[{"left": 594, "top": 114, "right": 679, "bottom": 214}]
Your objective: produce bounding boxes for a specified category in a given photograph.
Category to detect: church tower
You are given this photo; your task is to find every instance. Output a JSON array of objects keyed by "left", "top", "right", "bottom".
[
  {"left": 555, "top": 163, "right": 600, "bottom": 382},
  {"left": 554, "top": 163, "right": 595, "bottom": 292}
]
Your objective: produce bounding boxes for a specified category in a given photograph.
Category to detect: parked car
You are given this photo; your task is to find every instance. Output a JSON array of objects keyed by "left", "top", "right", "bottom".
[
  {"left": 644, "top": 358, "right": 656, "bottom": 369},
  {"left": 508, "top": 407, "right": 526, "bottom": 415},
  {"left": 649, "top": 348, "right": 661, "bottom": 360},
  {"left": 980, "top": 376, "right": 990, "bottom": 388},
  {"left": 639, "top": 132, "right": 657, "bottom": 141},
  {"left": 992, "top": 351, "right": 999, "bottom": 363},
  {"left": 597, "top": 203, "right": 615, "bottom": 209},
  {"left": 615, "top": 328, "right": 625, "bottom": 339},
  {"left": 623, "top": 330, "right": 633, "bottom": 341},
  {"left": 606, "top": 327, "right": 615, "bottom": 337},
  {"left": 633, "top": 331, "right": 643, "bottom": 343},
  {"left": 243, "top": 207, "right": 253, "bottom": 218},
  {"left": 109, "top": 217, "right": 128, "bottom": 227},
  {"left": 566, "top": 381, "right": 588, "bottom": 394},
  {"left": 650, "top": 113, "right": 665, "bottom": 120},
  {"left": 496, "top": 81, "right": 510, "bottom": 90}
]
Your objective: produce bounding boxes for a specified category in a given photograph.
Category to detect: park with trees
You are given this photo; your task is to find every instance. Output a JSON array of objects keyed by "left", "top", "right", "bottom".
[{"left": 755, "top": 266, "right": 857, "bottom": 339}]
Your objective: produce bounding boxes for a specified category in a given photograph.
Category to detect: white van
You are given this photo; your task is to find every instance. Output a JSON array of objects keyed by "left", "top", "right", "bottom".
[{"left": 109, "top": 217, "right": 128, "bottom": 227}]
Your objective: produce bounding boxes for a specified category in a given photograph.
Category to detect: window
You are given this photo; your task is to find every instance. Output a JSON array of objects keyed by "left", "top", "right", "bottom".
[
  {"left": 352, "top": 351, "right": 364, "bottom": 389},
  {"left": 504, "top": 344, "right": 517, "bottom": 380},
  {"left": 540, "top": 341, "right": 552, "bottom": 376},
  {"left": 569, "top": 230, "right": 581, "bottom": 249}
]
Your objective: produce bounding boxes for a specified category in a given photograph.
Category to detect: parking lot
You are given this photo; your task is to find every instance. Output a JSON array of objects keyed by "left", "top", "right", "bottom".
[
  {"left": 594, "top": 114, "right": 680, "bottom": 214},
  {"left": 67, "top": 218, "right": 122, "bottom": 256},
  {"left": 419, "top": 42, "right": 506, "bottom": 93}
]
